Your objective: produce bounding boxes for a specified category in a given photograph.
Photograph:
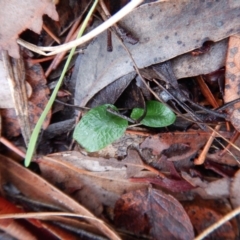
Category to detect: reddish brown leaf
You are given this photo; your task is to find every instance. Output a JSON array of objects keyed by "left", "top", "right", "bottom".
[
  {"left": 38, "top": 152, "right": 154, "bottom": 214},
  {"left": 183, "top": 199, "right": 236, "bottom": 240},
  {"left": 130, "top": 176, "right": 195, "bottom": 192},
  {"left": 0, "top": 196, "right": 38, "bottom": 240},
  {"left": 114, "top": 188, "right": 194, "bottom": 239},
  {"left": 0, "top": 155, "right": 121, "bottom": 240},
  {"left": 140, "top": 131, "right": 208, "bottom": 162}
]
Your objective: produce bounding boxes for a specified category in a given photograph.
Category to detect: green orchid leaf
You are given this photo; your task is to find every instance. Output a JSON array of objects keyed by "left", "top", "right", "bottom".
[
  {"left": 131, "top": 100, "right": 176, "bottom": 127},
  {"left": 73, "top": 104, "right": 128, "bottom": 152}
]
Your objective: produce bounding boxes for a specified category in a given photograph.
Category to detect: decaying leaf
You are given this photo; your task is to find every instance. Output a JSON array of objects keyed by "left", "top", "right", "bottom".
[
  {"left": 182, "top": 172, "right": 231, "bottom": 199},
  {"left": 224, "top": 35, "right": 240, "bottom": 131},
  {"left": 230, "top": 169, "right": 240, "bottom": 227},
  {"left": 73, "top": 1, "right": 240, "bottom": 107},
  {"left": 207, "top": 133, "right": 240, "bottom": 166},
  {"left": 0, "top": 0, "right": 58, "bottom": 58},
  {"left": 0, "top": 196, "right": 39, "bottom": 240},
  {"left": 0, "top": 155, "right": 120, "bottom": 240},
  {"left": 183, "top": 199, "right": 237, "bottom": 240},
  {"left": 0, "top": 51, "right": 51, "bottom": 138},
  {"left": 114, "top": 187, "right": 194, "bottom": 239},
  {"left": 39, "top": 151, "right": 156, "bottom": 211},
  {"left": 140, "top": 131, "right": 209, "bottom": 162},
  {"left": 230, "top": 169, "right": 240, "bottom": 208}
]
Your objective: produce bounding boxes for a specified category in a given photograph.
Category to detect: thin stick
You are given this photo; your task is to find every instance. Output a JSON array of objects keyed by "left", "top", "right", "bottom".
[
  {"left": 42, "top": 24, "right": 60, "bottom": 44},
  {"left": 17, "top": 0, "right": 144, "bottom": 56},
  {"left": 220, "top": 131, "right": 240, "bottom": 156},
  {"left": 194, "top": 206, "right": 240, "bottom": 240},
  {"left": 30, "top": 56, "right": 55, "bottom": 64},
  {"left": 194, "top": 124, "right": 221, "bottom": 165}
]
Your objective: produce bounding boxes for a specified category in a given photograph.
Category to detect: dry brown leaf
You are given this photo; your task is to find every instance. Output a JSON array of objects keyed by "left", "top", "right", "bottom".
[
  {"left": 73, "top": 0, "right": 240, "bottom": 107},
  {"left": 38, "top": 151, "right": 156, "bottom": 212},
  {"left": 0, "top": 0, "right": 58, "bottom": 58},
  {"left": 0, "top": 196, "right": 38, "bottom": 240},
  {"left": 0, "top": 52, "right": 51, "bottom": 138},
  {"left": 183, "top": 198, "right": 237, "bottom": 240},
  {"left": 182, "top": 172, "right": 230, "bottom": 199},
  {"left": 224, "top": 36, "right": 240, "bottom": 131},
  {"left": 229, "top": 169, "right": 240, "bottom": 228},
  {"left": 0, "top": 155, "right": 120, "bottom": 240},
  {"left": 230, "top": 169, "right": 240, "bottom": 208},
  {"left": 140, "top": 131, "right": 209, "bottom": 162},
  {"left": 114, "top": 187, "right": 194, "bottom": 239}
]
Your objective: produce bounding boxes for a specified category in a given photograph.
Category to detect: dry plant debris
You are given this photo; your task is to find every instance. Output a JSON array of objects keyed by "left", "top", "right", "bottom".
[
  {"left": 0, "top": 0, "right": 58, "bottom": 58},
  {"left": 1, "top": 0, "right": 240, "bottom": 239},
  {"left": 0, "top": 50, "right": 51, "bottom": 139}
]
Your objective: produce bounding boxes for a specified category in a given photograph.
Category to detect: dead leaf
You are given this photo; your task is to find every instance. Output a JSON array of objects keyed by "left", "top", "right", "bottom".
[
  {"left": 224, "top": 35, "right": 240, "bottom": 131},
  {"left": 0, "top": 0, "right": 58, "bottom": 58},
  {"left": 183, "top": 198, "right": 237, "bottom": 240},
  {"left": 73, "top": 0, "right": 240, "bottom": 106},
  {"left": 0, "top": 51, "right": 51, "bottom": 138},
  {"left": 182, "top": 171, "right": 231, "bottom": 199},
  {"left": 114, "top": 187, "right": 194, "bottom": 239},
  {"left": 39, "top": 151, "right": 156, "bottom": 211},
  {"left": 229, "top": 169, "right": 240, "bottom": 228},
  {"left": 87, "top": 132, "right": 147, "bottom": 159},
  {"left": 87, "top": 71, "right": 135, "bottom": 108},
  {"left": 131, "top": 176, "right": 195, "bottom": 193},
  {"left": 140, "top": 131, "right": 208, "bottom": 162},
  {"left": 230, "top": 169, "right": 240, "bottom": 208},
  {"left": 0, "top": 155, "right": 121, "bottom": 240},
  {"left": 207, "top": 134, "right": 240, "bottom": 166},
  {"left": 122, "top": 149, "right": 145, "bottom": 178},
  {"left": 0, "top": 196, "right": 37, "bottom": 240}
]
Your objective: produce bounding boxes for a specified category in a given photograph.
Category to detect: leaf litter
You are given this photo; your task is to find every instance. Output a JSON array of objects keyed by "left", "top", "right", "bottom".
[{"left": 1, "top": 0, "right": 240, "bottom": 239}]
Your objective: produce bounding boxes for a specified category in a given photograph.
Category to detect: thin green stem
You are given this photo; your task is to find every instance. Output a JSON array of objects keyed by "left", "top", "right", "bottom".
[{"left": 24, "top": 0, "right": 99, "bottom": 167}]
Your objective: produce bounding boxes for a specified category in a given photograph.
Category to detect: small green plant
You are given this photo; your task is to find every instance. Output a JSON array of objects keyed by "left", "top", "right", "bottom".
[{"left": 73, "top": 100, "right": 176, "bottom": 152}]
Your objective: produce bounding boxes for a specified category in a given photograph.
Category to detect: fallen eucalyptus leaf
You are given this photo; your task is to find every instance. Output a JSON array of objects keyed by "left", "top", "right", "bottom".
[{"left": 73, "top": 1, "right": 240, "bottom": 106}]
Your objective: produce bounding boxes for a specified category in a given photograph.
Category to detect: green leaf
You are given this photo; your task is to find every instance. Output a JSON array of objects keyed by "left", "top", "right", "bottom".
[
  {"left": 73, "top": 104, "right": 128, "bottom": 152},
  {"left": 131, "top": 100, "right": 176, "bottom": 127}
]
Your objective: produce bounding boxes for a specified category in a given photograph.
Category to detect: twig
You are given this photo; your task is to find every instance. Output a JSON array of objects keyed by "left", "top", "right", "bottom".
[
  {"left": 220, "top": 131, "right": 240, "bottom": 156},
  {"left": 42, "top": 23, "right": 60, "bottom": 44},
  {"left": 194, "top": 124, "right": 221, "bottom": 165}
]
